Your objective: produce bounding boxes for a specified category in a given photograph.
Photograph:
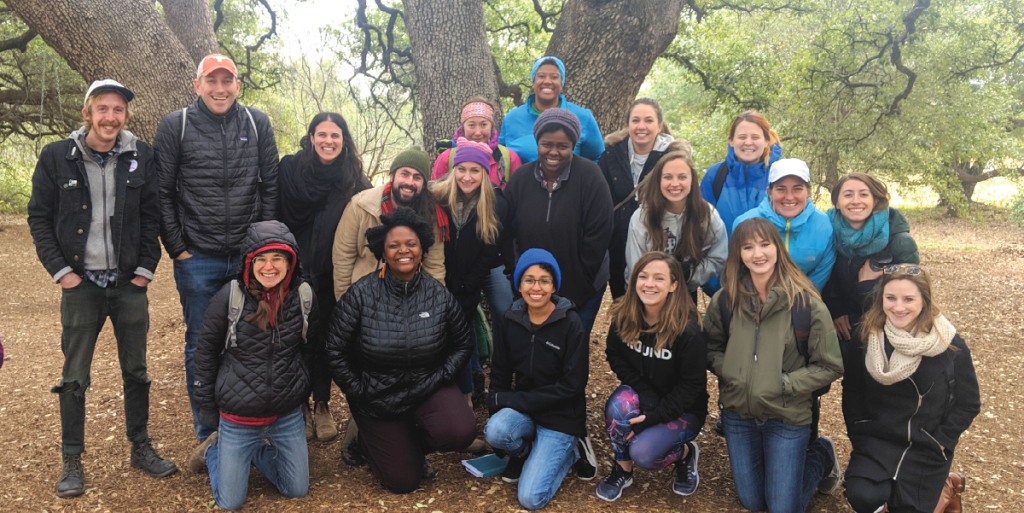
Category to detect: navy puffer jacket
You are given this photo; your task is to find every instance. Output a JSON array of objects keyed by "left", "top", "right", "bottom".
[
  {"left": 325, "top": 269, "right": 472, "bottom": 420},
  {"left": 193, "top": 221, "right": 318, "bottom": 426}
]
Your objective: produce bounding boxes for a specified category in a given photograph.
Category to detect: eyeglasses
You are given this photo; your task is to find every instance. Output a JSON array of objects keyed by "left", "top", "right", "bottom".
[
  {"left": 521, "top": 278, "right": 554, "bottom": 288},
  {"left": 883, "top": 264, "right": 922, "bottom": 275}
]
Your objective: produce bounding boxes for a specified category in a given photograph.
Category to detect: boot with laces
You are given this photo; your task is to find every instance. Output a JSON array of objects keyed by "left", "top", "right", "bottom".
[
  {"left": 131, "top": 439, "right": 179, "bottom": 478},
  {"left": 56, "top": 453, "right": 85, "bottom": 498}
]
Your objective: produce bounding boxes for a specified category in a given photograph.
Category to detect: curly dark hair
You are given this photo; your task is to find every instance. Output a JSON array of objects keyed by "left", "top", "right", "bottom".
[{"left": 365, "top": 207, "right": 435, "bottom": 262}]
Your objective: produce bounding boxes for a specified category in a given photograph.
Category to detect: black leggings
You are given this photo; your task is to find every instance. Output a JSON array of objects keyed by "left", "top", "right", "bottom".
[
  {"left": 844, "top": 476, "right": 929, "bottom": 513},
  {"left": 309, "top": 282, "right": 336, "bottom": 403}
]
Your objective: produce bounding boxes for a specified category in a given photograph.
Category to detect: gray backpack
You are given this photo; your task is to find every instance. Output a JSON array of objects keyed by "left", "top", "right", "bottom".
[{"left": 224, "top": 280, "right": 313, "bottom": 352}]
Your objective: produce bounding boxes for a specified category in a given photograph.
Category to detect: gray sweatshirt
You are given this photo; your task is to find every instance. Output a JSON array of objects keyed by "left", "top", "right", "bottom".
[{"left": 625, "top": 204, "right": 728, "bottom": 292}]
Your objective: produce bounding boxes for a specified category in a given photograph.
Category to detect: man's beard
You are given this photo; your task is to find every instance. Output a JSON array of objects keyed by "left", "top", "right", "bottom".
[{"left": 392, "top": 184, "right": 421, "bottom": 207}]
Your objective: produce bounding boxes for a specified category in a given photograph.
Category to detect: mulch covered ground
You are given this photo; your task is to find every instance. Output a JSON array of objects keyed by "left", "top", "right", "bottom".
[{"left": 1, "top": 207, "right": 1021, "bottom": 512}]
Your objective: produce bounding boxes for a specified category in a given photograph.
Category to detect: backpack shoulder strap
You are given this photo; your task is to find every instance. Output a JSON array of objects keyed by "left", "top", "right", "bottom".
[
  {"left": 712, "top": 165, "right": 728, "bottom": 203},
  {"left": 717, "top": 292, "right": 733, "bottom": 340},
  {"left": 225, "top": 280, "right": 245, "bottom": 353},
  {"left": 179, "top": 107, "right": 188, "bottom": 143},
  {"left": 791, "top": 291, "right": 813, "bottom": 365},
  {"left": 298, "top": 282, "right": 313, "bottom": 341},
  {"left": 498, "top": 145, "right": 511, "bottom": 184},
  {"left": 447, "top": 147, "right": 457, "bottom": 173},
  {"left": 243, "top": 106, "right": 259, "bottom": 144}
]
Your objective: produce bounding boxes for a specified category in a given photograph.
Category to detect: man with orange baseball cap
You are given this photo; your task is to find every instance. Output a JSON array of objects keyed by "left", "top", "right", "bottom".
[{"left": 152, "top": 53, "right": 280, "bottom": 445}]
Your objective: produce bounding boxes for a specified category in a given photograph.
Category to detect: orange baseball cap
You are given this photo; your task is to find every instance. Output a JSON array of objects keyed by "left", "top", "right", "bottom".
[{"left": 196, "top": 54, "right": 238, "bottom": 79}]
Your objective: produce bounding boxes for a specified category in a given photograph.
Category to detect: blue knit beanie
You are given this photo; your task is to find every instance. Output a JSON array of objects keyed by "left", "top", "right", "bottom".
[
  {"left": 531, "top": 56, "right": 566, "bottom": 87},
  {"left": 514, "top": 248, "right": 562, "bottom": 291}
]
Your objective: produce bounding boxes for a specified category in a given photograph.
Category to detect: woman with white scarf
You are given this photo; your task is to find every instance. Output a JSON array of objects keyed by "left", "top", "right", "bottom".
[{"left": 842, "top": 264, "right": 980, "bottom": 513}]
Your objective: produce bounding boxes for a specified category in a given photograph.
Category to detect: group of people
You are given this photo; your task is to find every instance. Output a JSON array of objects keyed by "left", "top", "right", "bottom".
[{"left": 25, "top": 51, "right": 980, "bottom": 513}]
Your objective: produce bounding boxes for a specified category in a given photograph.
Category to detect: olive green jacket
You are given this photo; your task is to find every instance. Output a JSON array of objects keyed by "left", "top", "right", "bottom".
[{"left": 705, "top": 286, "right": 843, "bottom": 425}]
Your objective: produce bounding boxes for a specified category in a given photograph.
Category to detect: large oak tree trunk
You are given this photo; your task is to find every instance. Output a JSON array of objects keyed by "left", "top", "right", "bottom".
[
  {"left": 546, "top": 0, "right": 684, "bottom": 135},
  {"left": 401, "top": 0, "right": 501, "bottom": 154},
  {"left": 157, "top": 0, "right": 218, "bottom": 65},
  {"left": 5, "top": 0, "right": 206, "bottom": 142}
]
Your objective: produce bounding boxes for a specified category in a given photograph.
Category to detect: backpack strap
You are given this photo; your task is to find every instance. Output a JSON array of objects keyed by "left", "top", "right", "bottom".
[
  {"left": 224, "top": 280, "right": 245, "bottom": 353},
  {"left": 712, "top": 165, "right": 728, "bottom": 203},
  {"left": 243, "top": 107, "right": 263, "bottom": 183},
  {"left": 498, "top": 145, "right": 511, "bottom": 185},
  {"left": 791, "top": 291, "right": 812, "bottom": 365},
  {"left": 179, "top": 107, "right": 188, "bottom": 143},
  {"left": 447, "top": 147, "right": 457, "bottom": 173},
  {"left": 717, "top": 292, "right": 733, "bottom": 340},
  {"left": 298, "top": 281, "right": 313, "bottom": 341}
]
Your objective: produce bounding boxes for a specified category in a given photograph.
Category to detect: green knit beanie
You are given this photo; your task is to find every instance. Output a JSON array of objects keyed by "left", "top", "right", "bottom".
[{"left": 389, "top": 146, "right": 431, "bottom": 180}]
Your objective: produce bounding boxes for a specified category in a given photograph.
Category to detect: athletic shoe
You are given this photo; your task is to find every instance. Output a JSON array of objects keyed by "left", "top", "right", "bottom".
[
  {"left": 502, "top": 456, "right": 526, "bottom": 483},
  {"left": 574, "top": 435, "right": 598, "bottom": 481},
  {"left": 673, "top": 441, "right": 700, "bottom": 496},
  {"left": 595, "top": 464, "right": 633, "bottom": 502},
  {"left": 817, "top": 436, "right": 843, "bottom": 494}
]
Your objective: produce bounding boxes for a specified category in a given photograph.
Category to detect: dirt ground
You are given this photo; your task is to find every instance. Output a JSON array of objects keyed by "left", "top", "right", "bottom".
[{"left": 1, "top": 208, "right": 1022, "bottom": 513}]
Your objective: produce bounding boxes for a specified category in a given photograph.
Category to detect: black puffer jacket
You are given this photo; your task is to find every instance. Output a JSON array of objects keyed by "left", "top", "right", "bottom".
[
  {"left": 441, "top": 187, "right": 510, "bottom": 315},
  {"left": 193, "top": 221, "right": 318, "bottom": 426},
  {"left": 154, "top": 98, "right": 279, "bottom": 258},
  {"left": 326, "top": 270, "right": 472, "bottom": 420}
]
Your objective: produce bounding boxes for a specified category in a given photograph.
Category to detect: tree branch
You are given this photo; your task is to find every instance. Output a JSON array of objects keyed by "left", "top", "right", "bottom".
[
  {"left": 0, "top": 29, "right": 36, "bottom": 53},
  {"left": 532, "top": 0, "right": 563, "bottom": 33}
]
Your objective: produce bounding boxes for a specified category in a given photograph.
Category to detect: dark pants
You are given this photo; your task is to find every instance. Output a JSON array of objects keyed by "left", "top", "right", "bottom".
[
  {"left": 51, "top": 279, "right": 151, "bottom": 455},
  {"left": 353, "top": 385, "right": 476, "bottom": 494},
  {"left": 309, "top": 279, "right": 337, "bottom": 403},
  {"left": 845, "top": 476, "right": 929, "bottom": 513}
]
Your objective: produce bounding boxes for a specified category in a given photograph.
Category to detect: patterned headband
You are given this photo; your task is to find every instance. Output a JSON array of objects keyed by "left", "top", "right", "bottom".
[{"left": 461, "top": 102, "right": 494, "bottom": 123}]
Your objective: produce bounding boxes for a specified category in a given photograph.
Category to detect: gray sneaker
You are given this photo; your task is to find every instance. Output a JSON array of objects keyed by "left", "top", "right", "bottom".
[
  {"left": 595, "top": 464, "right": 633, "bottom": 502},
  {"left": 672, "top": 441, "right": 699, "bottom": 496},
  {"left": 817, "top": 436, "right": 843, "bottom": 494}
]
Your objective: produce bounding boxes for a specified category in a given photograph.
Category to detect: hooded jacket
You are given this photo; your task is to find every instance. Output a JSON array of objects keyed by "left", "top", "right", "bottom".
[
  {"left": 441, "top": 187, "right": 510, "bottom": 315},
  {"left": 605, "top": 315, "right": 709, "bottom": 431},
  {"left": 733, "top": 197, "right": 835, "bottom": 292},
  {"left": 154, "top": 98, "right": 279, "bottom": 258},
  {"left": 599, "top": 130, "right": 675, "bottom": 297},
  {"left": 488, "top": 296, "right": 589, "bottom": 437},
  {"left": 326, "top": 269, "right": 472, "bottom": 420},
  {"left": 699, "top": 143, "right": 783, "bottom": 236},
  {"left": 705, "top": 286, "right": 843, "bottom": 425},
  {"left": 192, "top": 221, "right": 319, "bottom": 426},
  {"left": 28, "top": 129, "right": 161, "bottom": 286},
  {"left": 624, "top": 204, "right": 728, "bottom": 292},
  {"left": 430, "top": 127, "right": 523, "bottom": 189},
  {"left": 842, "top": 333, "right": 980, "bottom": 511},
  {"left": 331, "top": 184, "right": 446, "bottom": 300},
  {"left": 823, "top": 207, "right": 919, "bottom": 322},
  {"left": 498, "top": 93, "right": 605, "bottom": 164}
]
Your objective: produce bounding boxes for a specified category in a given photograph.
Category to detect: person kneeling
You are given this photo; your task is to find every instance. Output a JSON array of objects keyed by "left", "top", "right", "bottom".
[
  {"left": 189, "top": 221, "right": 318, "bottom": 511},
  {"left": 484, "top": 249, "right": 590, "bottom": 510},
  {"left": 597, "top": 252, "right": 708, "bottom": 502}
]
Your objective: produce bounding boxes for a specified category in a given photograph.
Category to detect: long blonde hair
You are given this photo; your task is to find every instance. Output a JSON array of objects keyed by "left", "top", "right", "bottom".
[
  {"left": 430, "top": 166, "right": 501, "bottom": 244},
  {"left": 722, "top": 218, "right": 819, "bottom": 319},
  {"left": 608, "top": 252, "right": 696, "bottom": 351}
]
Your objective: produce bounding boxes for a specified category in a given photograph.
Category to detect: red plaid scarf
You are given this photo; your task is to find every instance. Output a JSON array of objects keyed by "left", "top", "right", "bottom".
[{"left": 380, "top": 182, "right": 450, "bottom": 242}]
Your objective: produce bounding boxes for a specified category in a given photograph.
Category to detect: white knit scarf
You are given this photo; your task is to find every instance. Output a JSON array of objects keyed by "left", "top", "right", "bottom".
[{"left": 865, "top": 314, "right": 956, "bottom": 386}]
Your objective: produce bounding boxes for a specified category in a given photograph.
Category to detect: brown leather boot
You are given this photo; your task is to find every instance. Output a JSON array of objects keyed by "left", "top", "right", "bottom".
[
  {"left": 313, "top": 401, "right": 339, "bottom": 442},
  {"left": 933, "top": 472, "right": 965, "bottom": 513},
  {"left": 301, "top": 402, "right": 314, "bottom": 441}
]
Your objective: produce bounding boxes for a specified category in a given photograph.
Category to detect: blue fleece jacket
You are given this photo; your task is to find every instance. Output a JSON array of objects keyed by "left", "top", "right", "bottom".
[
  {"left": 699, "top": 143, "right": 783, "bottom": 235},
  {"left": 499, "top": 94, "right": 605, "bottom": 164},
  {"left": 733, "top": 197, "right": 835, "bottom": 292}
]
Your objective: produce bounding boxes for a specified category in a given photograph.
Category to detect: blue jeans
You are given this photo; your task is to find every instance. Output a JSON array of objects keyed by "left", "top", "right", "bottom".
[
  {"left": 483, "top": 265, "right": 513, "bottom": 350},
  {"left": 173, "top": 250, "right": 239, "bottom": 441},
  {"left": 206, "top": 407, "right": 309, "bottom": 511},
  {"left": 484, "top": 408, "right": 578, "bottom": 510},
  {"left": 721, "top": 411, "right": 834, "bottom": 513},
  {"left": 577, "top": 283, "right": 607, "bottom": 342}
]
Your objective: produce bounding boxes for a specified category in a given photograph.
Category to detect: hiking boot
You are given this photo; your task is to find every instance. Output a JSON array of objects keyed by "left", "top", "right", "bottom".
[
  {"left": 56, "top": 453, "right": 84, "bottom": 498},
  {"left": 673, "top": 441, "right": 700, "bottom": 496},
  {"left": 188, "top": 431, "right": 218, "bottom": 474},
  {"left": 313, "top": 402, "right": 339, "bottom": 442},
  {"left": 460, "top": 438, "right": 488, "bottom": 455},
  {"left": 131, "top": 439, "right": 178, "bottom": 478},
  {"left": 817, "top": 436, "right": 843, "bottom": 495},
  {"left": 574, "top": 435, "right": 598, "bottom": 481},
  {"left": 422, "top": 461, "right": 437, "bottom": 479},
  {"left": 595, "top": 464, "right": 633, "bottom": 502},
  {"left": 340, "top": 418, "right": 366, "bottom": 467},
  {"left": 502, "top": 456, "right": 526, "bottom": 483},
  {"left": 301, "top": 402, "right": 314, "bottom": 441}
]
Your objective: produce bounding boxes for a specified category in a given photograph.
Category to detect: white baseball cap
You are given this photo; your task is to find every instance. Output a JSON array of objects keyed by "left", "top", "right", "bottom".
[
  {"left": 768, "top": 158, "right": 810, "bottom": 186},
  {"left": 84, "top": 79, "right": 134, "bottom": 107}
]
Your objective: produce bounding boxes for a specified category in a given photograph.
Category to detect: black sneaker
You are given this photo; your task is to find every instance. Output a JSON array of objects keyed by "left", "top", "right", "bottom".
[
  {"left": 131, "top": 439, "right": 178, "bottom": 478},
  {"left": 817, "top": 436, "right": 843, "bottom": 494},
  {"left": 574, "top": 435, "right": 598, "bottom": 481},
  {"left": 595, "top": 464, "right": 633, "bottom": 502},
  {"left": 673, "top": 441, "right": 699, "bottom": 496},
  {"left": 341, "top": 439, "right": 367, "bottom": 467},
  {"left": 56, "top": 453, "right": 85, "bottom": 498},
  {"left": 422, "top": 461, "right": 437, "bottom": 479},
  {"left": 501, "top": 456, "right": 526, "bottom": 483}
]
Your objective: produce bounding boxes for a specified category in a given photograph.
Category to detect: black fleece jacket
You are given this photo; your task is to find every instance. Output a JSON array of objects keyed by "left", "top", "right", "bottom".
[
  {"left": 488, "top": 296, "right": 589, "bottom": 438},
  {"left": 441, "top": 187, "right": 510, "bottom": 315},
  {"left": 605, "top": 314, "right": 709, "bottom": 433}
]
